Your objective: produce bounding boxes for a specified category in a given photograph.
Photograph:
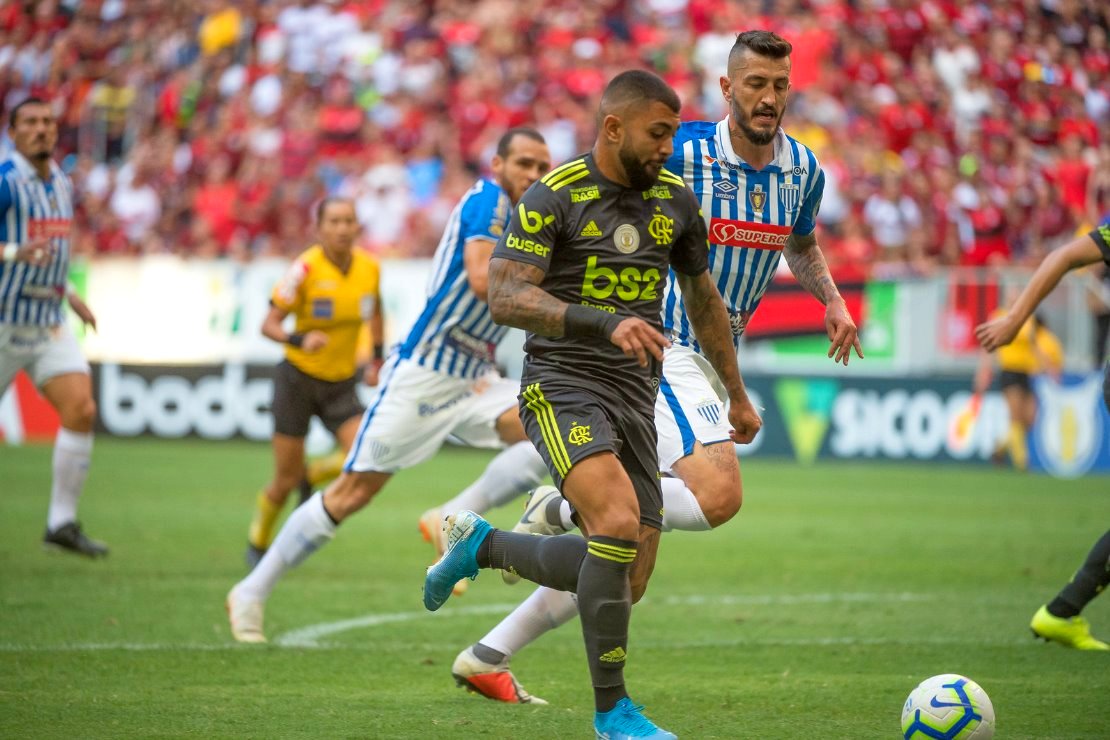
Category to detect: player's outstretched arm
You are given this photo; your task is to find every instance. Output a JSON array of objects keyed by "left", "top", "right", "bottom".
[
  {"left": 784, "top": 232, "right": 863, "bottom": 365},
  {"left": 975, "top": 231, "right": 1105, "bottom": 352},
  {"left": 675, "top": 270, "right": 762, "bottom": 443}
]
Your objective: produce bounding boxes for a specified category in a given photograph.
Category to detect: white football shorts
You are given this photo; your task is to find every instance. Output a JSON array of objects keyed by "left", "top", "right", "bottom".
[
  {"left": 344, "top": 356, "right": 520, "bottom": 473},
  {"left": 0, "top": 322, "right": 90, "bottom": 394},
  {"left": 655, "top": 343, "right": 732, "bottom": 472}
]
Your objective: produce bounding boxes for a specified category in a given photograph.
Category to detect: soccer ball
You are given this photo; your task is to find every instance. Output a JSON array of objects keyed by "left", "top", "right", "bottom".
[{"left": 901, "top": 674, "right": 995, "bottom": 739}]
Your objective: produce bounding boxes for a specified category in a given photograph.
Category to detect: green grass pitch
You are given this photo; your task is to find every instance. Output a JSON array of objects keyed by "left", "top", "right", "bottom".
[{"left": 1, "top": 438, "right": 1108, "bottom": 738}]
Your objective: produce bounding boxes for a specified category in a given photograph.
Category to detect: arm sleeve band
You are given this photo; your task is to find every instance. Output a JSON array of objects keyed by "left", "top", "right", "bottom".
[{"left": 564, "top": 304, "right": 622, "bottom": 339}]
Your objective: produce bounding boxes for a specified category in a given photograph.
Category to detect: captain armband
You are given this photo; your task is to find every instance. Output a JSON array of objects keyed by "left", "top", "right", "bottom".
[{"left": 564, "top": 303, "right": 622, "bottom": 339}]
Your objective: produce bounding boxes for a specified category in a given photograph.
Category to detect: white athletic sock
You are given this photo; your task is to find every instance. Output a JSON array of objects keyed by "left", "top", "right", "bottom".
[
  {"left": 557, "top": 499, "right": 575, "bottom": 530},
  {"left": 481, "top": 586, "right": 579, "bottom": 658},
  {"left": 660, "top": 477, "right": 712, "bottom": 532},
  {"left": 440, "top": 441, "right": 548, "bottom": 515},
  {"left": 236, "top": 491, "right": 336, "bottom": 601},
  {"left": 48, "top": 428, "right": 93, "bottom": 531}
]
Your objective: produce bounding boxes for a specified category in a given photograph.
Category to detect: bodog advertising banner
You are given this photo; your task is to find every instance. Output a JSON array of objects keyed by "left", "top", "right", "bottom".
[{"left": 7, "top": 363, "right": 1108, "bottom": 477}]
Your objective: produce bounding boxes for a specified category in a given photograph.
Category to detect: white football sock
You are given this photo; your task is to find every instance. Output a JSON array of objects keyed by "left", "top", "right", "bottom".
[
  {"left": 48, "top": 428, "right": 93, "bottom": 531},
  {"left": 557, "top": 499, "right": 575, "bottom": 530},
  {"left": 236, "top": 491, "right": 336, "bottom": 601},
  {"left": 481, "top": 586, "right": 578, "bottom": 658},
  {"left": 440, "top": 441, "right": 548, "bottom": 515},
  {"left": 660, "top": 477, "right": 712, "bottom": 532}
]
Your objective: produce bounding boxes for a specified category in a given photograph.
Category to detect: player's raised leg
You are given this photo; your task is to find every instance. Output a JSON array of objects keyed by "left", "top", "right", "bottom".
[
  {"left": 1031, "top": 530, "right": 1110, "bottom": 650},
  {"left": 424, "top": 453, "right": 671, "bottom": 735},
  {"left": 419, "top": 401, "right": 547, "bottom": 556}
]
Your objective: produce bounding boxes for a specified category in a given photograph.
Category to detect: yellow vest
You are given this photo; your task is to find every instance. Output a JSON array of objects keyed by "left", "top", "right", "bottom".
[{"left": 271, "top": 245, "right": 381, "bottom": 381}]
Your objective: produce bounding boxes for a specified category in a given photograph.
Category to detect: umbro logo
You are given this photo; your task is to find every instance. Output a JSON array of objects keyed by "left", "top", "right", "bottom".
[
  {"left": 713, "top": 181, "right": 738, "bottom": 201},
  {"left": 580, "top": 220, "right": 603, "bottom": 237}
]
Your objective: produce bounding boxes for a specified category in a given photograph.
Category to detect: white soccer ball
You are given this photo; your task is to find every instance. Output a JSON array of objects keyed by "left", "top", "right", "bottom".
[{"left": 901, "top": 674, "right": 995, "bottom": 740}]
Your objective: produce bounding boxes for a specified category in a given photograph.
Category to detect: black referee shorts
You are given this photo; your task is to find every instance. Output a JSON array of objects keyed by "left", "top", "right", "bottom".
[
  {"left": 271, "top": 360, "right": 364, "bottom": 438},
  {"left": 518, "top": 374, "right": 663, "bottom": 530},
  {"left": 999, "top": 370, "right": 1032, "bottom": 393}
]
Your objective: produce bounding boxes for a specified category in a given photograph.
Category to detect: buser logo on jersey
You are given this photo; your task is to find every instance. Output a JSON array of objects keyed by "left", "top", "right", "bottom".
[
  {"left": 504, "top": 232, "right": 551, "bottom": 257},
  {"left": 517, "top": 204, "right": 555, "bottom": 234},
  {"left": 581, "top": 255, "right": 660, "bottom": 301}
]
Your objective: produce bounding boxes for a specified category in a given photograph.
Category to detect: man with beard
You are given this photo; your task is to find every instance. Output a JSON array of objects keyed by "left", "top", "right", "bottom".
[
  {"left": 447, "top": 30, "right": 864, "bottom": 707},
  {"left": 422, "top": 70, "right": 761, "bottom": 738},
  {"left": 0, "top": 97, "right": 105, "bottom": 557}
]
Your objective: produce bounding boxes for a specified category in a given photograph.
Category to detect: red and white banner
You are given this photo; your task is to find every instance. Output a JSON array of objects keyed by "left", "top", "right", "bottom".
[{"left": 0, "top": 371, "right": 60, "bottom": 444}]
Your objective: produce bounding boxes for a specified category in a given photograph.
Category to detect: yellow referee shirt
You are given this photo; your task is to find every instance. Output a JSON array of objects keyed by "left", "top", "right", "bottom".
[
  {"left": 271, "top": 245, "right": 381, "bottom": 382},
  {"left": 994, "top": 311, "right": 1063, "bottom": 375}
]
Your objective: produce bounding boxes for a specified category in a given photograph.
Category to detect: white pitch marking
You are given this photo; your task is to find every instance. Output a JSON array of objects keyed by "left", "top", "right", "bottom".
[{"left": 274, "top": 602, "right": 521, "bottom": 648}]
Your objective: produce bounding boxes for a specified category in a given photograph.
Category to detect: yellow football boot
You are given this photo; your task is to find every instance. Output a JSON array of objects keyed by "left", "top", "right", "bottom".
[{"left": 1030, "top": 605, "right": 1109, "bottom": 650}]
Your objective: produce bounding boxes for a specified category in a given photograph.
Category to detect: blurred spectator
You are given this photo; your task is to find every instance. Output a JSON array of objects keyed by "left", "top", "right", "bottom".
[
  {"left": 863, "top": 171, "right": 922, "bottom": 265},
  {"left": 0, "top": 0, "right": 1098, "bottom": 272},
  {"left": 110, "top": 162, "right": 161, "bottom": 246}
]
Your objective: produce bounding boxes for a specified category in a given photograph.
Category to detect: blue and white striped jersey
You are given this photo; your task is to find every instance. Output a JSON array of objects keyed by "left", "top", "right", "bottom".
[
  {"left": 0, "top": 152, "right": 75, "bottom": 326},
  {"left": 661, "top": 118, "right": 824, "bottom": 352},
  {"left": 396, "top": 177, "right": 512, "bottom": 379}
]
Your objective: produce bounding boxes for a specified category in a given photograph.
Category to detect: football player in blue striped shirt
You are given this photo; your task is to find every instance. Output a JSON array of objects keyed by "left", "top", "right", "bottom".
[
  {"left": 0, "top": 97, "right": 105, "bottom": 557},
  {"left": 227, "top": 128, "right": 553, "bottom": 643}
]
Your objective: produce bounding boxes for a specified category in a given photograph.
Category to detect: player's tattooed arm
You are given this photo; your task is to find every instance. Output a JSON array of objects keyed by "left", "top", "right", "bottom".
[
  {"left": 785, "top": 231, "right": 863, "bottom": 365},
  {"left": 488, "top": 257, "right": 567, "bottom": 336},
  {"left": 784, "top": 232, "right": 840, "bottom": 305}
]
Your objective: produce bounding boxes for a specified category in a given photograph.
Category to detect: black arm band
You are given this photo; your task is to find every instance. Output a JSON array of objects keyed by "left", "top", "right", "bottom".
[
  {"left": 373, "top": 343, "right": 385, "bottom": 361},
  {"left": 564, "top": 304, "right": 621, "bottom": 339},
  {"left": 286, "top": 333, "right": 305, "bottom": 348}
]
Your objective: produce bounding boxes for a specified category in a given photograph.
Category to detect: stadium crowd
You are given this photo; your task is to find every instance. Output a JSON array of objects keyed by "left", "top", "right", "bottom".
[{"left": 0, "top": 0, "right": 1106, "bottom": 272}]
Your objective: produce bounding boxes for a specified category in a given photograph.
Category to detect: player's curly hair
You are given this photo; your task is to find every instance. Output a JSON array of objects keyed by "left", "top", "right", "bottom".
[{"left": 598, "top": 69, "right": 681, "bottom": 126}]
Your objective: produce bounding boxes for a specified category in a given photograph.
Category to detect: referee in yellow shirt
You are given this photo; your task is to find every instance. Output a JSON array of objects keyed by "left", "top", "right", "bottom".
[
  {"left": 974, "top": 309, "right": 1062, "bottom": 470},
  {"left": 245, "top": 198, "right": 383, "bottom": 566}
]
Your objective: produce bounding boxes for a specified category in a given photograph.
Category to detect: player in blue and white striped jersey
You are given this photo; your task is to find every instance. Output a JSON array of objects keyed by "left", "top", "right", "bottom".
[
  {"left": 227, "top": 129, "right": 553, "bottom": 643},
  {"left": 0, "top": 97, "right": 106, "bottom": 557},
  {"left": 650, "top": 30, "right": 863, "bottom": 536}
]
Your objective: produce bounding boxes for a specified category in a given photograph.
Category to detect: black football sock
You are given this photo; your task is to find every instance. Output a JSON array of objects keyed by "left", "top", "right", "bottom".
[
  {"left": 1048, "top": 530, "right": 1110, "bottom": 618},
  {"left": 483, "top": 530, "right": 586, "bottom": 592},
  {"left": 577, "top": 535, "right": 636, "bottom": 713}
]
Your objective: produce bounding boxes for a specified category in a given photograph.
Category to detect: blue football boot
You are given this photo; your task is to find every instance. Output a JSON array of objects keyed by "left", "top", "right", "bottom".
[
  {"left": 422, "top": 510, "right": 491, "bottom": 611},
  {"left": 594, "top": 697, "right": 677, "bottom": 739}
]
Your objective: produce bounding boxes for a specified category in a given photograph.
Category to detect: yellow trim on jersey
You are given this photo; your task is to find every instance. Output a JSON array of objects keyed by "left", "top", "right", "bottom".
[
  {"left": 587, "top": 541, "right": 637, "bottom": 563},
  {"left": 657, "top": 169, "right": 685, "bottom": 187},
  {"left": 523, "top": 383, "right": 571, "bottom": 476},
  {"left": 541, "top": 158, "right": 586, "bottom": 186},
  {"left": 548, "top": 170, "right": 592, "bottom": 191}
]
